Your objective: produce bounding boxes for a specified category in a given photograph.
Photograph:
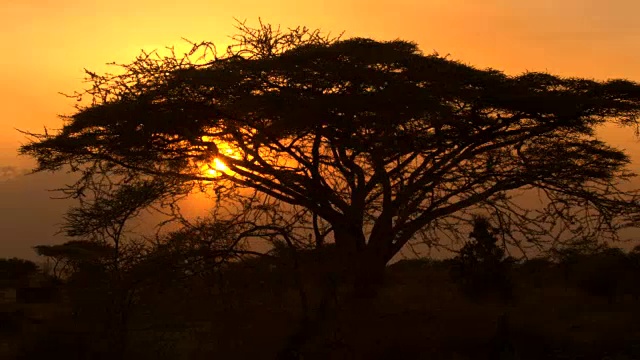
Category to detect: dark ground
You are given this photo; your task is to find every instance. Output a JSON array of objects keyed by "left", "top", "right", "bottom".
[{"left": 3, "top": 254, "right": 640, "bottom": 360}]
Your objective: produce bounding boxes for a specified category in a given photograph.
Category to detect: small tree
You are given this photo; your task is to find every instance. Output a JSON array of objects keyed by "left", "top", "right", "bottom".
[
  {"left": 518, "top": 256, "right": 552, "bottom": 289},
  {"left": 627, "top": 245, "right": 640, "bottom": 300},
  {"left": 573, "top": 247, "right": 629, "bottom": 302},
  {"left": 0, "top": 258, "right": 38, "bottom": 286},
  {"left": 550, "top": 237, "right": 607, "bottom": 289},
  {"left": 451, "top": 216, "right": 512, "bottom": 301},
  {"left": 34, "top": 240, "right": 113, "bottom": 280}
]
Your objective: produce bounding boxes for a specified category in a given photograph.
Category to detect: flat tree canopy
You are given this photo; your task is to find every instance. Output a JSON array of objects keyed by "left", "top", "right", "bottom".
[{"left": 19, "top": 21, "right": 640, "bottom": 287}]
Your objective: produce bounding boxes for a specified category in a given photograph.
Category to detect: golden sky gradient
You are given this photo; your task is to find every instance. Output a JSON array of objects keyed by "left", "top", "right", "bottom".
[
  {"left": 2, "top": 0, "right": 640, "bottom": 163},
  {"left": 1, "top": 0, "right": 640, "bottom": 258}
]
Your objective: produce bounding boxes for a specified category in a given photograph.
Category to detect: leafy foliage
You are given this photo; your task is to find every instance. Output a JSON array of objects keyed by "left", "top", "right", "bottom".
[{"left": 18, "top": 20, "right": 640, "bottom": 295}]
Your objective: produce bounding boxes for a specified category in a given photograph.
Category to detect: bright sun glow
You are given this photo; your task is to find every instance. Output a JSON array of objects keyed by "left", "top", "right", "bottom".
[
  {"left": 204, "top": 157, "right": 229, "bottom": 177},
  {"left": 213, "top": 158, "right": 228, "bottom": 171},
  {"left": 201, "top": 138, "right": 237, "bottom": 178}
]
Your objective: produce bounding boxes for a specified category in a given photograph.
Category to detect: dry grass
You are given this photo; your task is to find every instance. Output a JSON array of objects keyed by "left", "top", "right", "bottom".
[{"left": 11, "top": 258, "right": 640, "bottom": 359}]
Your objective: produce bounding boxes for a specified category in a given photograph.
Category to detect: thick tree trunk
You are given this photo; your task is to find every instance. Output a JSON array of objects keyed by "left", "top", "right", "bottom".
[
  {"left": 351, "top": 250, "right": 388, "bottom": 299},
  {"left": 277, "top": 234, "right": 391, "bottom": 358},
  {"left": 332, "top": 224, "right": 391, "bottom": 299}
]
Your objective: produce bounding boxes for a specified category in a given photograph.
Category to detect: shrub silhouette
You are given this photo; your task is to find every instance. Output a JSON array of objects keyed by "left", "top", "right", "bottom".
[
  {"left": 573, "top": 247, "right": 630, "bottom": 302},
  {"left": 451, "top": 216, "right": 513, "bottom": 302}
]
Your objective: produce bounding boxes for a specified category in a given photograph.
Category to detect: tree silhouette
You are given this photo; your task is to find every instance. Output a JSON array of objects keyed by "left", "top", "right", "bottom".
[
  {"left": 627, "top": 245, "right": 640, "bottom": 300},
  {"left": 19, "top": 20, "right": 640, "bottom": 296},
  {"left": 34, "top": 239, "right": 131, "bottom": 357},
  {"left": 0, "top": 258, "right": 37, "bottom": 286},
  {"left": 34, "top": 240, "right": 113, "bottom": 279},
  {"left": 451, "top": 216, "right": 512, "bottom": 301},
  {"left": 550, "top": 237, "right": 608, "bottom": 289},
  {"left": 563, "top": 246, "right": 630, "bottom": 303}
]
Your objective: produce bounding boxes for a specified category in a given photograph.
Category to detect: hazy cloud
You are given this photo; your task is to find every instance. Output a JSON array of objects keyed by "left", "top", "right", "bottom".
[
  {"left": 0, "top": 166, "right": 28, "bottom": 181},
  {"left": 0, "top": 171, "right": 73, "bottom": 260}
]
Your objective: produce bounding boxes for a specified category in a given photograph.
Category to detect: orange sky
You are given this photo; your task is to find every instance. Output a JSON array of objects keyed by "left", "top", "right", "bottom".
[
  {"left": 3, "top": 0, "right": 640, "bottom": 163},
  {"left": 1, "top": 0, "right": 640, "bottom": 258}
]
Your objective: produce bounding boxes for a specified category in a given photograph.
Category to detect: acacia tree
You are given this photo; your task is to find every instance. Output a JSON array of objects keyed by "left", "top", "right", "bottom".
[
  {"left": 34, "top": 240, "right": 114, "bottom": 280},
  {"left": 19, "top": 20, "right": 640, "bottom": 295}
]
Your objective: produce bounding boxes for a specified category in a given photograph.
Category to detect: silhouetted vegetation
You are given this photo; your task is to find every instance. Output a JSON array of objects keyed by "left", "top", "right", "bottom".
[
  {"left": 0, "top": 258, "right": 37, "bottom": 286},
  {"left": 11, "top": 19, "right": 640, "bottom": 359},
  {"left": 1, "top": 239, "right": 640, "bottom": 359},
  {"left": 450, "top": 216, "right": 514, "bottom": 303}
]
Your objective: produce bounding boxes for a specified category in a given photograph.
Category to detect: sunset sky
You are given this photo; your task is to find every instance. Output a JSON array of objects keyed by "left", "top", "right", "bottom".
[{"left": 2, "top": 0, "right": 640, "bottom": 259}]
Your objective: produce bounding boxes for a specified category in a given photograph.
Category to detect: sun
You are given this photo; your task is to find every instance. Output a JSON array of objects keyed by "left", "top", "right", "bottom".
[
  {"left": 198, "top": 136, "right": 240, "bottom": 178},
  {"left": 203, "top": 157, "right": 229, "bottom": 177},
  {"left": 213, "top": 157, "right": 228, "bottom": 171}
]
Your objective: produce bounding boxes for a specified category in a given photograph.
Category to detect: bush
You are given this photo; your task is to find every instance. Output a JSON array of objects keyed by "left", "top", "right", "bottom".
[{"left": 450, "top": 216, "right": 513, "bottom": 302}]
